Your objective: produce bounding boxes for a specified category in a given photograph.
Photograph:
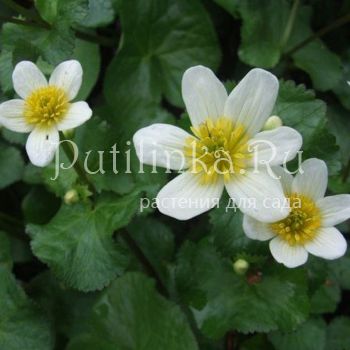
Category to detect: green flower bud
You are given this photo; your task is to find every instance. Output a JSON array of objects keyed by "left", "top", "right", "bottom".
[
  {"left": 233, "top": 258, "right": 249, "bottom": 275},
  {"left": 262, "top": 115, "right": 283, "bottom": 131},
  {"left": 64, "top": 189, "right": 79, "bottom": 205},
  {"left": 63, "top": 128, "right": 74, "bottom": 139}
]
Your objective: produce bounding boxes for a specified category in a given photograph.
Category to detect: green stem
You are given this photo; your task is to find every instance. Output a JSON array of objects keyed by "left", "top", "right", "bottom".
[
  {"left": 0, "top": 14, "right": 114, "bottom": 47},
  {"left": 0, "top": 15, "right": 48, "bottom": 28},
  {"left": 280, "top": 0, "right": 299, "bottom": 49},
  {"left": 119, "top": 229, "right": 169, "bottom": 297},
  {"left": 1, "top": 0, "right": 43, "bottom": 23},
  {"left": 59, "top": 132, "right": 98, "bottom": 197},
  {"left": 226, "top": 331, "right": 236, "bottom": 350},
  {"left": 74, "top": 29, "right": 115, "bottom": 47},
  {"left": 118, "top": 229, "right": 200, "bottom": 343},
  {"left": 285, "top": 12, "right": 350, "bottom": 56}
]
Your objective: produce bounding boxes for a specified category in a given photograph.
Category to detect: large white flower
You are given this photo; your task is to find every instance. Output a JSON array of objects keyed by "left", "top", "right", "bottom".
[
  {"left": 0, "top": 60, "right": 92, "bottom": 167},
  {"left": 133, "top": 66, "right": 302, "bottom": 221},
  {"left": 243, "top": 158, "right": 349, "bottom": 268}
]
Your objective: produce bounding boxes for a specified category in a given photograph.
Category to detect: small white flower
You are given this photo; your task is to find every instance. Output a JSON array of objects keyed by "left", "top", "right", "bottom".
[
  {"left": 0, "top": 60, "right": 92, "bottom": 167},
  {"left": 243, "top": 158, "right": 349, "bottom": 268},
  {"left": 133, "top": 66, "right": 302, "bottom": 221}
]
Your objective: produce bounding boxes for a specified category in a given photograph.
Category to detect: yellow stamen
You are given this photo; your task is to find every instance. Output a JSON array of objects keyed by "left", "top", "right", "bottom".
[
  {"left": 183, "top": 117, "right": 251, "bottom": 184},
  {"left": 270, "top": 193, "right": 321, "bottom": 246},
  {"left": 24, "top": 86, "right": 69, "bottom": 129}
]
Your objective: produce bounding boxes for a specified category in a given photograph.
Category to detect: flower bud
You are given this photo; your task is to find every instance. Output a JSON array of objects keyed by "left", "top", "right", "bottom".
[
  {"left": 63, "top": 128, "right": 74, "bottom": 139},
  {"left": 262, "top": 115, "right": 283, "bottom": 131},
  {"left": 64, "top": 189, "right": 79, "bottom": 205},
  {"left": 233, "top": 258, "right": 249, "bottom": 275}
]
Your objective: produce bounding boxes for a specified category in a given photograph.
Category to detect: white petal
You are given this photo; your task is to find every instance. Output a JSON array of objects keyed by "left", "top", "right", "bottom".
[
  {"left": 156, "top": 172, "right": 224, "bottom": 220},
  {"left": 57, "top": 101, "right": 92, "bottom": 131},
  {"left": 292, "top": 158, "right": 328, "bottom": 201},
  {"left": 182, "top": 66, "right": 227, "bottom": 127},
  {"left": 49, "top": 60, "right": 83, "bottom": 100},
  {"left": 26, "top": 127, "right": 59, "bottom": 167},
  {"left": 304, "top": 227, "right": 347, "bottom": 260},
  {"left": 269, "top": 237, "right": 309, "bottom": 268},
  {"left": 247, "top": 126, "right": 302, "bottom": 167},
  {"left": 271, "top": 166, "right": 293, "bottom": 195},
  {"left": 243, "top": 215, "right": 275, "bottom": 241},
  {"left": 12, "top": 61, "right": 47, "bottom": 98},
  {"left": 133, "top": 124, "right": 191, "bottom": 170},
  {"left": 317, "top": 195, "right": 350, "bottom": 227},
  {"left": 0, "top": 99, "right": 32, "bottom": 133},
  {"left": 225, "top": 169, "right": 290, "bottom": 223},
  {"left": 224, "top": 68, "right": 279, "bottom": 135}
]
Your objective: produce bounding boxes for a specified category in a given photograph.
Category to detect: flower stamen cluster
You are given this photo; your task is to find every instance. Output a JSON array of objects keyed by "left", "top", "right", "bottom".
[
  {"left": 24, "top": 86, "right": 69, "bottom": 129},
  {"left": 184, "top": 117, "right": 251, "bottom": 184},
  {"left": 270, "top": 193, "right": 321, "bottom": 246}
]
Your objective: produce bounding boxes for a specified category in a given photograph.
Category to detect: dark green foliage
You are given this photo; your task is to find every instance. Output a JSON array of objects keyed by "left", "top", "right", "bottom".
[{"left": 0, "top": 0, "right": 349, "bottom": 349}]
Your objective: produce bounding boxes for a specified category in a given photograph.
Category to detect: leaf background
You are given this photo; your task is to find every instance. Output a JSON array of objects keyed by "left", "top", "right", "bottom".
[{"left": 0, "top": 0, "right": 349, "bottom": 349}]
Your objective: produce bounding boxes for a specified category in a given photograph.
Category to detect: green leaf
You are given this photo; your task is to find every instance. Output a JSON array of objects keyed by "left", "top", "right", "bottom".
[
  {"left": 0, "top": 232, "right": 12, "bottom": 270},
  {"left": 67, "top": 272, "right": 198, "bottom": 350},
  {"left": 3, "top": 0, "right": 90, "bottom": 65},
  {"left": 237, "top": 0, "right": 290, "bottom": 68},
  {"left": 0, "top": 143, "right": 24, "bottom": 189},
  {"left": 0, "top": 267, "right": 53, "bottom": 350},
  {"left": 327, "top": 105, "right": 350, "bottom": 166},
  {"left": 209, "top": 194, "right": 266, "bottom": 257},
  {"left": 302, "top": 125, "right": 341, "bottom": 176},
  {"left": 274, "top": 80, "right": 325, "bottom": 143},
  {"left": 0, "top": 50, "right": 14, "bottom": 93},
  {"left": 1, "top": 22, "right": 75, "bottom": 65},
  {"left": 328, "top": 251, "right": 350, "bottom": 290},
  {"left": 212, "top": 0, "right": 239, "bottom": 17},
  {"left": 12, "top": 41, "right": 39, "bottom": 66},
  {"left": 1, "top": 129, "right": 26, "bottom": 146},
  {"left": 22, "top": 186, "right": 60, "bottom": 224},
  {"left": 27, "top": 192, "right": 139, "bottom": 291},
  {"left": 77, "top": 0, "right": 115, "bottom": 27},
  {"left": 326, "top": 317, "right": 350, "bottom": 350},
  {"left": 235, "top": 2, "right": 342, "bottom": 87},
  {"left": 104, "top": 0, "right": 220, "bottom": 138},
  {"left": 269, "top": 318, "right": 327, "bottom": 350},
  {"left": 41, "top": 152, "right": 78, "bottom": 196},
  {"left": 307, "top": 257, "right": 341, "bottom": 314},
  {"left": 328, "top": 175, "right": 350, "bottom": 195},
  {"left": 310, "top": 280, "right": 341, "bottom": 314},
  {"left": 273, "top": 80, "right": 341, "bottom": 175},
  {"left": 73, "top": 39, "right": 101, "bottom": 100},
  {"left": 35, "top": 0, "right": 89, "bottom": 25},
  {"left": 240, "top": 334, "right": 272, "bottom": 350},
  {"left": 176, "top": 240, "right": 309, "bottom": 338},
  {"left": 74, "top": 116, "right": 168, "bottom": 196},
  {"left": 29, "top": 271, "right": 99, "bottom": 340},
  {"left": 73, "top": 116, "right": 135, "bottom": 195},
  {"left": 128, "top": 217, "right": 175, "bottom": 284},
  {"left": 287, "top": 6, "right": 342, "bottom": 91},
  {"left": 332, "top": 50, "right": 350, "bottom": 110},
  {"left": 35, "top": 0, "right": 59, "bottom": 24}
]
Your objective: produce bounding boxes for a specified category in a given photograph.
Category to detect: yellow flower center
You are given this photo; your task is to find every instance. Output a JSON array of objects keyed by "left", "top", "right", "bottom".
[
  {"left": 270, "top": 193, "right": 321, "bottom": 246},
  {"left": 24, "top": 86, "right": 69, "bottom": 129},
  {"left": 184, "top": 117, "right": 251, "bottom": 184}
]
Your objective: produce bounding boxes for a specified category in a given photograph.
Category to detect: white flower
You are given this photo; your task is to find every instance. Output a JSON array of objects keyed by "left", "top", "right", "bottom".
[
  {"left": 0, "top": 60, "right": 92, "bottom": 167},
  {"left": 243, "top": 158, "right": 349, "bottom": 268},
  {"left": 133, "top": 66, "right": 302, "bottom": 221}
]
